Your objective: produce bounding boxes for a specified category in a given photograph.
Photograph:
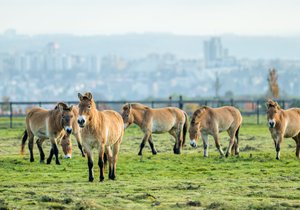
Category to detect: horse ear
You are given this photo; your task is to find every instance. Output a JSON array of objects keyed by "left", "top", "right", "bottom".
[
  {"left": 85, "top": 92, "right": 93, "bottom": 100},
  {"left": 275, "top": 102, "right": 281, "bottom": 109},
  {"left": 69, "top": 105, "right": 73, "bottom": 111},
  {"left": 128, "top": 103, "right": 132, "bottom": 109},
  {"left": 78, "top": 93, "right": 83, "bottom": 101}
]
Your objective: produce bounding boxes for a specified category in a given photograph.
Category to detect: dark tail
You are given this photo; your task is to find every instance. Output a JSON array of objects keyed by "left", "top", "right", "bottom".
[
  {"left": 235, "top": 126, "right": 240, "bottom": 145},
  {"left": 21, "top": 130, "right": 28, "bottom": 155},
  {"left": 182, "top": 112, "right": 189, "bottom": 146}
]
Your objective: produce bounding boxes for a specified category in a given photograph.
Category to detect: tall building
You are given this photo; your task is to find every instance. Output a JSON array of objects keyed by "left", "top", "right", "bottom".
[{"left": 203, "top": 37, "right": 235, "bottom": 68}]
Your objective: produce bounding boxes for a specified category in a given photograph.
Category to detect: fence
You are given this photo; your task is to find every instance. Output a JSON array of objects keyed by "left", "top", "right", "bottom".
[{"left": 0, "top": 98, "right": 298, "bottom": 129}]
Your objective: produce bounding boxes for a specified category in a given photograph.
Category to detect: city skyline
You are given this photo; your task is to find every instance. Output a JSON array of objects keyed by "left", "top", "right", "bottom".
[{"left": 1, "top": 0, "right": 300, "bottom": 36}]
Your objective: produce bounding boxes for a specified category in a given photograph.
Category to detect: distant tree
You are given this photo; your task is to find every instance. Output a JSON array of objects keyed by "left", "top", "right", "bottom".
[
  {"left": 213, "top": 72, "right": 221, "bottom": 99},
  {"left": 267, "top": 68, "right": 279, "bottom": 98}
]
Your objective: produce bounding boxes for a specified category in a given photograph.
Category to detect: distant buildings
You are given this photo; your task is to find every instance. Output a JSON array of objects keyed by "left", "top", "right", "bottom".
[{"left": 203, "top": 37, "right": 236, "bottom": 68}]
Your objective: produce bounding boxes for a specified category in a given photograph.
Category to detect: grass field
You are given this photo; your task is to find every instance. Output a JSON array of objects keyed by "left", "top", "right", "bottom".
[{"left": 0, "top": 117, "right": 300, "bottom": 209}]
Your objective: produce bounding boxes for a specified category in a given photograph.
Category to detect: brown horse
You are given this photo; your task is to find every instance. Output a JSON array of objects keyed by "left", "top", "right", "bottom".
[
  {"left": 21, "top": 102, "right": 75, "bottom": 165},
  {"left": 121, "top": 103, "right": 188, "bottom": 155},
  {"left": 189, "top": 106, "right": 242, "bottom": 157},
  {"left": 35, "top": 105, "right": 85, "bottom": 159},
  {"left": 266, "top": 99, "right": 300, "bottom": 159},
  {"left": 77, "top": 92, "right": 124, "bottom": 182}
]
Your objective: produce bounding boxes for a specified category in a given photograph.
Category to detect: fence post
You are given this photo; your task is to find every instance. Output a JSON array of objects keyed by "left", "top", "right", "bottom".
[
  {"left": 10, "top": 102, "right": 13, "bottom": 128},
  {"left": 179, "top": 95, "right": 183, "bottom": 109},
  {"left": 256, "top": 100, "right": 260, "bottom": 125}
]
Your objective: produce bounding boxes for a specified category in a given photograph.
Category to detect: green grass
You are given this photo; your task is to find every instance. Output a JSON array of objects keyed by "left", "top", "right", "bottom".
[{"left": 0, "top": 120, "right": 300, "bottom": 209}]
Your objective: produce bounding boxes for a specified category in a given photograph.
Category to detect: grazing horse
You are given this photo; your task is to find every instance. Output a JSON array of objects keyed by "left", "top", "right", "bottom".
[
  {"left": 35, "top": 105, "right": 85, "bottom": 159},
  {"left": 266, "top": 99, "right": 300, "bottom": 159},
  {"left": 21, "top": 102, "right": 75, "bottom": 165},
  {"left": 121, "top": 103, "right": 188, "bottom": 155},
  {"left": 77, "top": 92, "right": 124, "bottom": 182},
  {"left": 189, "top": 106, "right": 242, "bottom": 157}
]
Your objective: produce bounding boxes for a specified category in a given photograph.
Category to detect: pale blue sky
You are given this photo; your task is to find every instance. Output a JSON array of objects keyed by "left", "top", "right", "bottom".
[{"left": 0, "top": 0, "right": 299, "bottom": 36}]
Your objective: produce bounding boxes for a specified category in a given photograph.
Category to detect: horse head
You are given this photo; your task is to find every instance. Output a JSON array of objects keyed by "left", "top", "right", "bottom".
[
  {"left": 56, "top": 102, "right": 74, "bottom": 135},
  {"left": 189, "top": 106, "right": 207, "bottom": 148},
  {"left": 121, "top": 103, "right": 133, "bottom": 129},
  {"left": 266, "top": 99, "right": 280, "bottom": 128},
  {"left": 77, "top": 92, "right": 95, "bottom": 128}
]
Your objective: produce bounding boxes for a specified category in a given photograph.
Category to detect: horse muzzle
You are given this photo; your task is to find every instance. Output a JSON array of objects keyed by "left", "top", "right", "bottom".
[
  {"left": 64, "top": 154, "right": 72, "bottom": 159},
  {"left": 190, "top": 140, "right": 197, "bottom": 148},
  {"left": 268, "top": 120, "right": 276, "bottom": 128},
  {"left": 77, "top": 116, "right": 86, "bottom": 128},
  {"left": 65, "top": 127, "right": 73, "bottom": 134}
]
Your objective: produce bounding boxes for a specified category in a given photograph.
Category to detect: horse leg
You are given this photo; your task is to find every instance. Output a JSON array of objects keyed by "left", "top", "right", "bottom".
[
  {"left": 111, "top": 138, "right": 121, "bottom": 180},
  {"left": 74, "top": 132, "right": 85, "bottom": 157},
  {"left": 213, "top": 134, "right": 224, "bottom": 157},
  {"left": 276, "top": 135, "right": 283, "bottom": 160},
  {"left": 225, "top": 129, "right": 236, "bottom": 158},
  {"left": 105, "top": 146, "right": 113, "bottom": 180},
  {"left": 28, "top": 132, "right": 34, "bottom": 162},
  {"left": 174, "top": 123, "right": 183, "bottom": 154},
  {"left": 148, "top": 135, "right": 157, "bottom": 155},
  {"left": 169, "top": 130, "right": 179, "bottom": 154},
  {"left": 201, "top": 133, "right": 209, "bottom": 157},
  {"left": 36, "top": 138, "right": 45, "bottom": 163},
  {"left": 293, "top": 135, "right": 300, "bottom": 158},
  {"left": 46, "top": 148, "right": 54, "bottom": 164},
  {"left": 138, "top": 131, "right": 150, "bottom": 156},
  {"left": 98, "top": 144, "right": 105, "bottom": 182},
  {"left": 296, "top": 140, "right": 300, "bottom": 158},
  {"left": 83, "top": 143, "right": 94, "bottom": 182}
]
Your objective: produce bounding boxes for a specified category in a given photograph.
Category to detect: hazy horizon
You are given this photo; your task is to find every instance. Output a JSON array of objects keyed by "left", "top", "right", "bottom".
[{"left": 1, "top": 0, "right": 300, "bottom": 36}]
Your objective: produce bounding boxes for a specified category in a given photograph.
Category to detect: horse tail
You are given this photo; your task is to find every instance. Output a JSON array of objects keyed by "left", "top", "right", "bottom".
[
  {"left": 235, "top": 126, "right": 240, "bottom": 145},
  {"left": 182, "top": 112, "right": 189, "bottom": 146},
  {"left": 21, "top": 130, "right": 28, "bottom": 155}
]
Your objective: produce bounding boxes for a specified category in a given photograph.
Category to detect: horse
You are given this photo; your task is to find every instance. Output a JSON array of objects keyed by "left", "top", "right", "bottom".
[
  {"left": 77, "top": 92, "right": 124, "bottom": 182},
  {"left": 21, "top": 102, "right": 76, "bottom": 165},
  {"left": 189, "top": 106, "right": 242, "bottom": 157},
  {"left": 35, "top": 105, "right": 85, "bottom": 159},
  {"left": 266, "top": 99, "right": 300, "bottom": 159},
  {"left": 121, "top": 103, "right": 188, "bottom": 155}
]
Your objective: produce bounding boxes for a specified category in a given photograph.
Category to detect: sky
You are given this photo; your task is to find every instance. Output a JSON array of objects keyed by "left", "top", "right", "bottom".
[{"left": 0, "top": 0, "right": 300, "bottom": 36}]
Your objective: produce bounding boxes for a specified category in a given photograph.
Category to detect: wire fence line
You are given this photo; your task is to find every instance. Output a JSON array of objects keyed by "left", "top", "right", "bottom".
[{"left": 0, "top": 98, "right": 298, "bottom": 128}]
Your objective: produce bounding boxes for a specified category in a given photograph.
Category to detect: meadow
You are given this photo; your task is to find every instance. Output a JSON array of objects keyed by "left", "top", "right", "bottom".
[{"left": 0, "top": 116, "right": 299, "bottom": 209}]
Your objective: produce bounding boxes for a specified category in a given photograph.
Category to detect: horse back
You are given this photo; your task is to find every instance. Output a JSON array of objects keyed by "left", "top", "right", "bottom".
[
  {"left": 26, "top": 107, "right": 49, "bottom": 132},
  {"left": 203, "top": 106, "right": 242, "bottom": 132},
  {"left": 145, "top": 107, "right": 184, "bottom": 133},
  {"left": 281, "top": 108, "right": 300, "bottom": 137},
  {"left": 100, "top": 110, "right": 124, "bottom": 144}
]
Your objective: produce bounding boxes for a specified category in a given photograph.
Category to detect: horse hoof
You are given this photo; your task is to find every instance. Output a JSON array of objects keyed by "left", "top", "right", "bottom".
[
  {"left": 276, "top": 157, "right": 280, "bottom": 160},
  {"left": 152, "top": 151, "right": 157, "bottom": 155},
  {"left": 46, "top": 160, "right": 51, "bottom": 164},
  {"left": 56, "top": 162, "right": 61, "bottom": 165},
  {"left": 30, "top": 159, "right": 34, "bottom": 162},
  {"left": 100, "top": 178, "right": 104, "bottom": 182},
  {"left": 138, "top": 152, "right": 142, "bottom": 156},
  {"left": 40, "top": 160, "right": 45, "bottom": 164},
  {"left": 89, "top": 177, "right": 94, "bottom": 182}
]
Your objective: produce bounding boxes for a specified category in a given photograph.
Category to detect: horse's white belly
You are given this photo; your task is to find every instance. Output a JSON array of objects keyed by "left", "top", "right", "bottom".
[
  {"left": 30, "top": 117, "right": 49, "bottom": 139},
  {"left": 152, "top": 121, "right": 172, "bottom": 133}
]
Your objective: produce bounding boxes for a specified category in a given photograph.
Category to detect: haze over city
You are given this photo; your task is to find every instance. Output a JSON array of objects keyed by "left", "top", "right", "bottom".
[{"left": 1, "top": 0, "right": 300, "bottom": 101}]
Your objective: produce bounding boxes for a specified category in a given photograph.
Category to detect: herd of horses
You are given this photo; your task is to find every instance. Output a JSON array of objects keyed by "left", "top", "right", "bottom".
[{"left": 20, "top": 93, "right": 300, "bottom": 182}]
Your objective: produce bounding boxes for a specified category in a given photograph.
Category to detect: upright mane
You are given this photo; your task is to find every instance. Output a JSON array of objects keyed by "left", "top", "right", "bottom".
[{"left": 266, "top": 99, "right": 281, "bottom": 109}]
